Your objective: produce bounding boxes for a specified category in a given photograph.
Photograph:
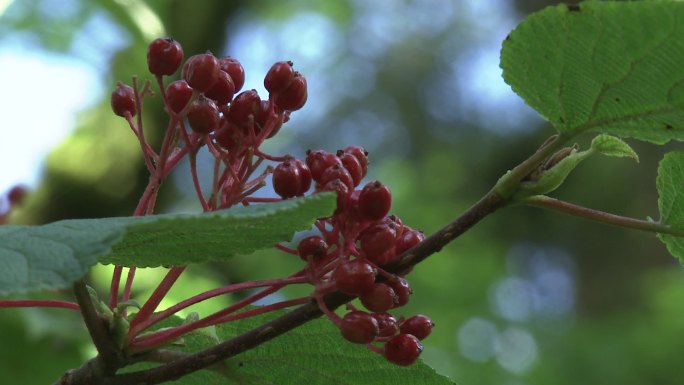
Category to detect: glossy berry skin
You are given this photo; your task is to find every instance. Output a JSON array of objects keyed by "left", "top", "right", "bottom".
[
  {"left": 183, "top": 53, "right": 220, "bottom": 93},
  {"left": 264, "top": 61, "right": 294, "bottom": 95},
  {"left": 358, "top": 222, "right": 397, "bottom": 263},
  {"left": 205, "top": 70, "right": 236, "bottom": 104},
  {"left": 147, "top": 38, "right": 183, "bottom": 76},
  {"left": 292, "top": 159, "right": 312, "bottom": 195},
  {"left": 400, "top": 315, "right": 434, "bottom": 340},
  {"left": 358, "top": 181, "right": 392, "bottom": 221},
  {"left": 306, "top": 150, "right": 341, "bottom": 182},
  {"left": 384, "top": 334, "right": 423, "bottom": 366},
  {"left": 396, "top": 229, "right": 425, "bottom": 255},
  {"left": 360, "top": 283, "right": 398, "bottom": 313},
  {"left": 214, "top": 120, "right": 240, "bottom": 151},
  {"left": 228, "top": 89, "right": 261, "bottom": 128},
  {"left": 318, "top": 164, "right": 354, "bottom": 191},
  {"left": 321, "top": 179, "right": 350, "bottom": 213},
  {"left": 373, "top": 312, "right": 399, "bottom": 338},
  {"left": 341, "top": 146, "right": 369, "bottom": 175},
  {"left": 187, "top": 97, "right": 219, "bottom": 134},
  {"left": 111, "top": 83, "right": 137, "bottom": 117},
  {"left": 297, "top": 235, "right": 328, "bottom": 261},
  {"left": 273, "top": 161, "right": 304, "bottom": 199},
  {"left": 389, "top": 277, "right": 412, "bottom": 307},
  {"left": 166, "top": 80, "right": 194, "bottom": 114},
  {"left": 340, "top": 311, "right": 379, "bottom": 344},
  {"left": 219, "top": 57, "right": 245, "bottom": 92},
  {"left": 274, "top": 73, "right": 307, "bottom": 111},
  {"left": 332, "top": 259, "right": 376, "bottom": 296},
  {"left": 339, "top": 152, "right": 364, "bottom": 186}
]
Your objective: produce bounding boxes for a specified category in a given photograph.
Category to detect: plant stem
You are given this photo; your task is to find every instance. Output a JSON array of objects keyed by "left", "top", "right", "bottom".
[
  {"left": 128, "top": 267, "right": 186, "bottom": 338},
  {"left": 523, "top": 195, "right": 684, "bottom": 236},
  {"left": 0, "top": 299, "right": 80, "bottom": 310}
]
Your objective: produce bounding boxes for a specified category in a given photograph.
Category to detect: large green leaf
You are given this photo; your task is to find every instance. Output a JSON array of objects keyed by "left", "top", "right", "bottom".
[
  {"left": 0, "top": 194, "right": 335, "bottom": 294},
  {"left": 501, "top": 1, "right": 684, "bottom": 144},
  {"left": 657, "top": 151, "right": 684, "bottom": 263},
  {"left": 125, "top": 309, "right": 455, "bottom": 385}
]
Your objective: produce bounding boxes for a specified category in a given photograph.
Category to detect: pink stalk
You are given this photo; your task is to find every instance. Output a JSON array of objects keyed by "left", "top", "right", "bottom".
[
  {"left": 0, "top": 300, "right": 79, "bottom": 311},
  {"left": 211, "top": 297, "right": 308, "bottom": 324},
  {"left": 128, "top": 266, "right": 186, "bottom": 337},
  {"left": 109, "top": 267, "right": 123, "bottom": 309},
  {"left": 188, "top": 151, "right": 210, "bottom": 211},
  {"left": 132, "top": 276, "right": 308, "bottom": 334}
]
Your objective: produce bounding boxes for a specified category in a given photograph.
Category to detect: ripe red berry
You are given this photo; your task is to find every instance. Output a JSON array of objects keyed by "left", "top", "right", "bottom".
[
  {"left": 214, "top": 119, "right": 241, "bottom": 151},
  {"left": 320, "top": 179, "right": 350, "bottom": 213},
  {"left": 183, "top": 53, "right": 220, "bottom": 93},
  {"left": 338, "top": 152, "right": 364, "bottom": 186},
  {"left": 204, "top": 70, "right": 236, "bottom": 105},
  {"left": 340, "top": 311, "right": 379, "bottom": 344},
  {"left": 358, "top": 222, "right": 397, "bottom": 263},
  {"left": 297, "top": 235, "right": 328, "bottom": 261},
  {"left": 358, "top": 181, "right": 392, "bottom": 221},
  {"left": 395, "top": 229, "right": 425, "bottom": 255},
  {"left": 166, "top": 80, "right": 194, "bottom": 114},
  {"left": 388, "top": 276, "right": 412, "bottom": 307},
  {"left": 400, "top": 315, "right": 434, "bottom": 340},
  {"left": 228, "top": 89, "right": 261, "bottom": 128},
  {"left": 318, "top": 164, "right": 355, "bottom": 191},
  {"left": 384, "top": 334, "right": 423, "bottom": 366},
  {"left": 111, "top": 83, "right": 136, "bottom": 117},
  {"left": 373, "top": 312, "right": 399, "bottom": 338},
  {"left": 341, "top": 146, "right": 369, "bottom": 175},
  {"left": 7, "top": 185, "right": 27, "bottom": 206},
  {"left": 219, "top": 57, "right": 245, "bottom": 92},
  {"left": 292, "top": 159, "right": 312, "bottom": 195},
  {"left": 187, "top": 96, "right": 219, "bottom": 134},
  {"left": 274, "top": 73, "right": 307, "bottom": 111},
  {"left": 264, "top": 61, "right": 295, "bottom": 95},
  {"left": 306, "top": 150, "right": 341, "bottom": 182},
  {"left": 273, "top": 161, "right": 303, "bottom": 199},
  {"left": 332, "top": 259, "right": 376, "bottom": 296},
  {"left": 147, "top": 38, "right": 184, "bottom": 76},
  {"left": 360, "top": 283, "right": 398, "bottom": 313}
]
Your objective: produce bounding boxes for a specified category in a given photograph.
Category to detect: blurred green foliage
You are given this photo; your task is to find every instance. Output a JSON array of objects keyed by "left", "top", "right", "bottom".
[{"left": 2, "top": 0, "right": 683, "bottom": 384}]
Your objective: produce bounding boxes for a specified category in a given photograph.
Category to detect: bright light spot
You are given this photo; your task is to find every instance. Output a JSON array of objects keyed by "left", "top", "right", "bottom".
[
  {"left": 113, "top": 0, "right": 165, "bottom": 40},
  {"left": 457, "top": 317, "right": 498, "bottom": 362},
  {"left": 0, "top": 45, "right": 101, "bottom": 192},
  {"left": 490, "top": 277, "right": 535, "bottom": 322},
  {"left": 494, "top": 327, "right": 538, "bottom": 373}
]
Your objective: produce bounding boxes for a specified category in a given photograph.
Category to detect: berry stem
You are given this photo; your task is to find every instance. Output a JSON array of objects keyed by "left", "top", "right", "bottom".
[
  {"left": 275, "top": 243, "right": 297, "bottom": 254},
  {"left": 128, "top": 267, "right": 186, "bottom": 338},
  {"left": 188, "top": 150, "right": 210, "bottom": 212},
  {"left": 522, "top": 195, "right": 684, "bottom": 236},
  {"left": 0, "top": 299, "right": 80, "bottom": 310},
  {"left": 109, "top": 266, "right": 122, "bottom": 309},
  {"left": 213, "top": 297, "right": 309, "bottom": 324},
  {"left": 122, "top": 267, "right": 137, "bottom": 317}
]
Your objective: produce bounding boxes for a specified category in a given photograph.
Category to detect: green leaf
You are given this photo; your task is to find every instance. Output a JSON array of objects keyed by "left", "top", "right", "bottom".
[
  {"left": 657, "top": 151, "right": 684, "bottom": 263},
  {"left": 126, "top": 309, "right": 455, "bottom": 385},
  {"left": 501, "top": 1, "right": 684, "bottom": 144},
  {"left": 0, "top": 194, "right": 335, "bottom": 294},
  {"left": 590, "top": 134, "right": 639, "bottom": 162},
  {"left": 514, "top": 147, "right": 592, "bottom": 199}
]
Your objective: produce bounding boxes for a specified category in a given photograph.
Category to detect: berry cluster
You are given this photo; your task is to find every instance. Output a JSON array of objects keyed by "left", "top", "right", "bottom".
[{"left": 110, "top": 38, "right": 430, "bottom": 366}]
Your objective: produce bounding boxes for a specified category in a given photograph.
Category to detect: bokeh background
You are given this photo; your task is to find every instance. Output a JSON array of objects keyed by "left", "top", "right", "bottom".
[{"left": 2, "top": 0, "right": 684, "bottom": 384}]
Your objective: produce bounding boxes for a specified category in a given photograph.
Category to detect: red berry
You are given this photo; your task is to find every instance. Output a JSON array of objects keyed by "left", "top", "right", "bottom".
[
  {"left": 183, "top": 53, "right": 220, "bottom": 93},
  {"left": 111, "top": 83, "right": 136, "bottom": 117},
  {"left": 219, "top": 57, "right": 245, "bottom": 92},
  {"left": 205, "top": 70, "right": 236, "bottom": 105},
  {"left": 228, "top": 89, "right": 261, "bottom": 128},
  {"left": 187, "top": 96, "right": 219, "bottom": 134},
  {"left": 358, "top": 180, "right": 392, "bottom": 221},
  {"left": 396, "top": 229, "right": 425, "bottom": 255},
  {"left": 400, "top": 315, "right": 434, "bottom": 340},
  {"left": 341, "top": 146, "right": 369, "bottom": 175},
  {"left": 166, "top": 80, "right": 194, "bottom": 114},
  {"left": 214, "top": 118, "right": 241, "bottom": 151},
  {"left": 318, "top": 164, "right": 354, "bottom": 191},
  {"left": 332, "top": 259, "right": 376, "bottom": 296},
  {"left": 264, "top": 61, "right": 295, "bottom": 95},
  {"left": 389, "top": 277, "right": 412, "bottom": 307},
  {"left": 372, "top": 312, "right": 399, "bottom": 338},
  {"left": 292, "top": 159, "right": 312, "bottom": 195},
  {"left": 274, "top": 73, "right": 307, "bottom": 111},
  {"left": 147, "top": 38, "right": 184, "bottom": 76},
  {"left": 320, "top": 179, "right": 350, "bottom": 213},
  {"left": 297, "top": 235, "right": 328, "bottom": 261},
  {"left": 338, "top": 152, "right": 364, "bottom": 186},
  {"left": 358, "top": 222, "right": 397, "bottom": 263},
  {"left": 360, "top": 283, "right": 398, "bottom": 313},
  {"left": 340, "top": 311, "right": 379, "bottom": 344},
  {"left": 254, "top": 100, "right": 283, "bottom": 138},
  {"left": 306, "top": 150, "right": 341, "bottom": 182},
  {"left": 273, "top": 161, "right": 303, "bottom": 199},
  {"left": 384, "top": 334, "right": 423, "bottom": 366},
  {"left": 7, "top": 185, "right": 27, "bottom": 206}
]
